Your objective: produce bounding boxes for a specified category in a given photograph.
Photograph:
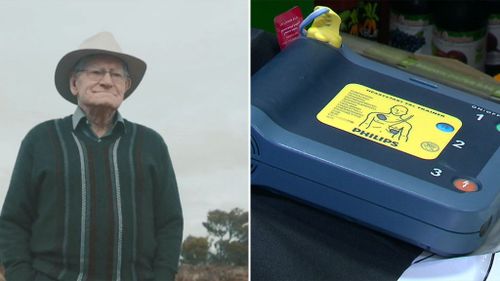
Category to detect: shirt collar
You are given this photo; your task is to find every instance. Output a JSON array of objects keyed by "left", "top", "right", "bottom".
[{"left": 72, "top": 106, "right": 125, "bottom": 132}]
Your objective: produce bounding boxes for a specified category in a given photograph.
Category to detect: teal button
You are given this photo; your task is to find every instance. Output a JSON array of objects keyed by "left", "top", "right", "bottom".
[
  {"left": 436, "top": 123, "right": 454, "bottom": 133},
  {"left": 497, "top": 123, "right": 500, "bottom": 132}
]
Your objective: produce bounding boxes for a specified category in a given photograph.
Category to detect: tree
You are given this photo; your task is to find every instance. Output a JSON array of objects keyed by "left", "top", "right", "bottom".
[
  {"left": 180, "top": 235, "right": 209, "bottom": 265},
  {"left": 202, "top": 208, "right": 248, "bottom": 265},
  {"left": 226, "top": 239, "right": 248, "bottom": 266}
]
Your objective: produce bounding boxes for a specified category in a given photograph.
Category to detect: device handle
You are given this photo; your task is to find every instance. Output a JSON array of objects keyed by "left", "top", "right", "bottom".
[
  {"left": 299, "top": 6, "right": 330, "bottom": 36},
  {"left": 299, "top": 6, "right": 343, "bottom": 48}
]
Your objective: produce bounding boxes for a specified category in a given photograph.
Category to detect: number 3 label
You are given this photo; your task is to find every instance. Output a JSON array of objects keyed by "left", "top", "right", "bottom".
[{"left": 431, "top": 168, "right": 442, "bottom": 177}]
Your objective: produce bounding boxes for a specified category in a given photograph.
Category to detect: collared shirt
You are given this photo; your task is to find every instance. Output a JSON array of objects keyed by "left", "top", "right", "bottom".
[{"left": 72, "top": 106, "right": 126, "bottom": 142}]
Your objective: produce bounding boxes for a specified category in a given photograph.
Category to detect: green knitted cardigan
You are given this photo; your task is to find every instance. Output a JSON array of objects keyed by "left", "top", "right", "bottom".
[{"left": 0, "top": 114, "right": 183, "bottom": 281}]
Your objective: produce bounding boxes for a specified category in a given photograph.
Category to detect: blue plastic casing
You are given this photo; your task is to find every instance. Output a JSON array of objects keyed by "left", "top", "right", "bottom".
[{"left": 251, "top": 38, "right": 500, "bottom": 256}]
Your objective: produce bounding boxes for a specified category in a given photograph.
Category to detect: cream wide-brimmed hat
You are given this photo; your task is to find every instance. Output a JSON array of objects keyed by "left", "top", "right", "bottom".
[{"left": 55, "top": 32, "right": 147, "bottom": 104}]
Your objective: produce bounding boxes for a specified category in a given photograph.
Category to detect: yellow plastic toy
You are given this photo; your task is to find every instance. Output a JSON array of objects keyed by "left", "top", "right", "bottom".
[{"left": 302, "top": 6, "right": 343, "bottom": 48}]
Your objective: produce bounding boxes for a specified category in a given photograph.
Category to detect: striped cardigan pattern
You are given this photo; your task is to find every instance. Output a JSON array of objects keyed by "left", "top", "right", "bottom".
[{"left": 0, "top": 115, "right": 183, "bottom": 281}]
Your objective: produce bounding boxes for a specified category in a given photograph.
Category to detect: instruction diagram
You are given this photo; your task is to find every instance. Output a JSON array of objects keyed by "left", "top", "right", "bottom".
[
  {"left": 359, "top": 105, "right": 413, "bottom": 142},
  {"left": 316, "top": 84, "right": 462, "bottom": 160}
]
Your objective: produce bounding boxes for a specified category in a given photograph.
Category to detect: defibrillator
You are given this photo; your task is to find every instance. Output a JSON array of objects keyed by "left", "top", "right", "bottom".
[{"left": 251, "top": 8, "right": 500, "bottom": 256}]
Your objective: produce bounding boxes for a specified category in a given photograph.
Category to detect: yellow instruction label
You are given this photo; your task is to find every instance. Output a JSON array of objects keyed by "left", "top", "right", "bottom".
[{"left": 317, "top": 84, "right": 462, "bottom": 160}]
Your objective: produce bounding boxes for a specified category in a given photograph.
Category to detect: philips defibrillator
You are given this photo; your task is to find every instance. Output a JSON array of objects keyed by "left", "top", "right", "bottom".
[{"left": 251, "top": 7, "right": 500, "bottom": 256}]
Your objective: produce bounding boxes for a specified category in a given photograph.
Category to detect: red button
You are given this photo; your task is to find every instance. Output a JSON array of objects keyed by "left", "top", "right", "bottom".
[{"left": 453, "top": 178, "right": 479, "bottom": 192}]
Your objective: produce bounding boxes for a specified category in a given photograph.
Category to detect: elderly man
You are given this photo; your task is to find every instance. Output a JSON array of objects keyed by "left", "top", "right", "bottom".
[{"left": 0, "top": 32, "right": 183, "bottom": 281}]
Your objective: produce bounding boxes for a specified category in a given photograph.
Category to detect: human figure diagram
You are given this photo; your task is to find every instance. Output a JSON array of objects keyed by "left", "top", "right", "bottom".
[{"left": 359, "top": 105, "right": 413, "bottom": 142}]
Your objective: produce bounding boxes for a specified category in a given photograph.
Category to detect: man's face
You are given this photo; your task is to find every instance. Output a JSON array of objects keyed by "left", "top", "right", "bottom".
[{"left": 70, "top": 55, "right": 131, "bottom": 111}]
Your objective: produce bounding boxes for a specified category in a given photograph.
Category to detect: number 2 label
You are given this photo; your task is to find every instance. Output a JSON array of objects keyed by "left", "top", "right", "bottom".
[{"left": 452, "top": 140, "right": 465, "bottom": 149}]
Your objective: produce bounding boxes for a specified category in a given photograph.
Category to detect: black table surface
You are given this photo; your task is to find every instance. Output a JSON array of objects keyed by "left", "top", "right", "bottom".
[{"left": 251, "top": 186, "right": 423, "bottom": 281}]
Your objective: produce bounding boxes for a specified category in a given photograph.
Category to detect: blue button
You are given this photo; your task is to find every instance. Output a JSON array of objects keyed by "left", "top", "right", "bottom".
[{"left": 436, "top": 123, "right": 454, "bottom": 133}]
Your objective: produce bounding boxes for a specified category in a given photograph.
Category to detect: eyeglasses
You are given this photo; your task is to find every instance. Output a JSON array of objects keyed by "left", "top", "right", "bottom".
[{"left": 76, "top": 68, "right": 130, "bottom": 84}]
